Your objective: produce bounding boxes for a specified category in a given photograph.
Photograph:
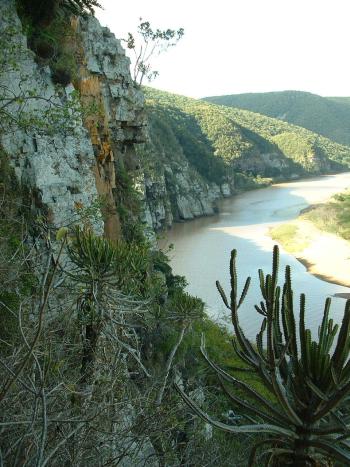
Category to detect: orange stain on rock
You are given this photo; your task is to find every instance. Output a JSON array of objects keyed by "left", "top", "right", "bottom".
[{"left": 76, "top": 69, "right": 121, "bottom": 241}]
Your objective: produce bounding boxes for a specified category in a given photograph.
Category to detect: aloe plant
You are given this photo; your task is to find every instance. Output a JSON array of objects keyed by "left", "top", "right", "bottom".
[
  {"left": 67, "top": 227, "right": 118, "bottom": 384},
  {"left": 176, "top": 246, "right": 350, "bottom": 466}
]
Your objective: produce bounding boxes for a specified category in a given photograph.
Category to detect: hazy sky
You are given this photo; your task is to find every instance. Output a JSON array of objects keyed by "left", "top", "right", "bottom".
[{"left": 96, "top": 0, "right": 350, "bottom": 99}]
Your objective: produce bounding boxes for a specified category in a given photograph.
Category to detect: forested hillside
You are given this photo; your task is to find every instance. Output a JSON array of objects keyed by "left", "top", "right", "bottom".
[
  {"left": 144, "top": 87, "right": 350, "bottom": 178},
  {"left": 328, "top": 96, "right": 350, "bottom": 105},
  {"left": 204, "top": 90, "right": 350, "bottom": 147}
]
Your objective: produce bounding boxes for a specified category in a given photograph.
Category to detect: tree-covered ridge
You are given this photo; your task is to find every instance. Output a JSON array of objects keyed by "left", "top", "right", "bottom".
[
  {"left": 221, "top": 105, "right": 350, "bottom": 170},
  {"left": 327, "top": 96, "right": 350, "bottom": 105},
  {"left": 146, "top": 87, "right": 258, "bottom": 164},
  {"left": 145, "top": 88, "right": 299, "bottom": 182},
  {"left": 145, "top": 87, "right": 349, "bottom": 178},
  {"left": 204, "top": 90, "right": 350, "bottom": 147},
  {"left": 146, "top": 103, "right": 227, "bottom": 184}
]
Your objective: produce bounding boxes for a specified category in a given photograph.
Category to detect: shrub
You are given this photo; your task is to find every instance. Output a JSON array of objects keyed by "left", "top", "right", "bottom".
[{"left": 51, "top": 52, "right": 77, "bottom": 86}]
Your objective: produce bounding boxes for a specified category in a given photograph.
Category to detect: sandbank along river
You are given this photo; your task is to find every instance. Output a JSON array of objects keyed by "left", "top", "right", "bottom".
[{"left": 160, "top": 172, "right": 350, "bottom": 339}]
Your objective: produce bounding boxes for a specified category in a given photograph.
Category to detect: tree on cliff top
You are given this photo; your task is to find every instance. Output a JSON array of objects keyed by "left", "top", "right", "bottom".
[
  {"left": 18, "top": 0, "right": 101, "bottom": 25},
  {"left": 124, "top": 19, "right": 184, "bottom": 85}
]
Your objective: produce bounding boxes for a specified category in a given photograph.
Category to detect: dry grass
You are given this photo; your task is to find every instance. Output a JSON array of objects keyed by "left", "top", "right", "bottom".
[{"left": 270, "top": 221, "right": 311, "bottom": 253}]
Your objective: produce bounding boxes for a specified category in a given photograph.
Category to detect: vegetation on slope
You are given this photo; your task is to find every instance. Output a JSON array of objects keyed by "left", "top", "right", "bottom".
[
  {"left": 204, "top": 90, "right": 350, "bottom": 147},
  {"left": 145, "top": 103, "right": 228, "bottom": 185},
  {"left": 218, "top": 105, "right": 350, "bottom": 170},
  {"left": 17, "top": 0, "right": 100, "bottom": 26},
  {"left": 145, "top": 87, "right": 294, "bottom": 181},
  {"left": 0, "top": 210, "right": 268, "bottom": 465},
  {"left": 145, "top": 88, "right": 349, "bottom": 181},
  {"left": 0, "top": 145, "right": 268, "bottom": 466},
  {"left": 271, "top": 189, "right": 350, "bottom": 256},
  {"left": 327, "top": 96, "right": 350, "bottom": 106},
  {"left": 302, "top": 189, "right": 350, "bottom": 240}
]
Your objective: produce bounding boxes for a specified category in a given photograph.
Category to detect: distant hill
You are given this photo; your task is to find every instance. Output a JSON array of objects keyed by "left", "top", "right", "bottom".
[
  {"left": 327, "top": 96, "right": 350, "bottom": 106},
  {"left": 142, "top": 88, "right": 350, "bottom": 187},
  {"left": 203, "top": 91, "right": 350, "bottom": 147}
]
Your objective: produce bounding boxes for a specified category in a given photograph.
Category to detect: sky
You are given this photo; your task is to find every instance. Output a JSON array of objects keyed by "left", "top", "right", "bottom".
[{"left": 96, "top": 0, "right": 350, "bottom": 99}]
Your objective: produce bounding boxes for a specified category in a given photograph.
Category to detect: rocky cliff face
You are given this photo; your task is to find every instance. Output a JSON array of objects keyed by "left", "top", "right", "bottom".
[
  {"left": 0, "top": 0, "right": 103, "bottom": 233},
  {"left": 137, "top": 117, "right": 234, "bottom": 232},
  {"left": 76, "top": 15, "right": 146, "bottom": 240},
  {"left": 0, "top": 0, "right": 145, "bottom": 240},
  {"left": 141, "top": 157, "right": 227, "bottom": 231},
  {"left": 0, "top": 0, "right": 222, "bottom": 237}
]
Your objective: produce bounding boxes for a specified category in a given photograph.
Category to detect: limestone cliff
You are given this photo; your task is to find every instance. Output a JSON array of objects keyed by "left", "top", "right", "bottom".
[
  {"left": 137, "top": 121, "right": 229, "bottom": 231},
  {"left": 0, "top": 0, "right": 222, "bottom": 237},
  {"left": 76, "top": 15, "right": 146, "bottom": 240},
  {"left": 0, "top": 0, "right": 103, "bottom": 233},
  {"left": 0, "top": 0, "right": 145, "bottom": 241}
]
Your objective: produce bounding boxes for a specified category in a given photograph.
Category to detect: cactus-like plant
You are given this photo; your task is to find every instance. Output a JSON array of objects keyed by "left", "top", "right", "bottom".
[
  {"left": 167, "top": 290, "right": 204, "bottom": 325},
  {"left": 67, "top": 227, "right": 118, "bottom": 384},
  {"left": 176, "top": 246, "right": 350, "bottom": 466},
  {"left": 67, "top": 226, "right": 117, "bottom": 287}
]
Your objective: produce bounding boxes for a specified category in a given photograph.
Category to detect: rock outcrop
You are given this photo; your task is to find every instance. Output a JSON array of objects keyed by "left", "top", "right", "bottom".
[
  {"left": 0, "top": 0, "right": 104, "bottom": 233},
  {"left": 141, "top": 160, "right": 226, "bottom": 231},
  {"left": 0, "top": 1, "right": 145, "bottom": 240},
  {"left": 137, "top": 111, "right": 236, "bottom": 232},
  {"left": 74, "top": 14, "right": 146, "bottom": 240},
  {"left": 140, "top": 155, "right": 229, "bottom": 231}
]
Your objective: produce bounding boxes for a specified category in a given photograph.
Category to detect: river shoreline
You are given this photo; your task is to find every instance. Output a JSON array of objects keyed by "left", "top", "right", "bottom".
[
  {"left": 296, "top": 257, "right": 350, "bottom": 291},
  {"left": 271, "top": 216, "right": 350, "bottom": 296},
  {"left": 165, "top": 172, "right": 350, "bottom": 338},
  {"left": 241, "top": 173, "right": 350, "bottom": 294}
]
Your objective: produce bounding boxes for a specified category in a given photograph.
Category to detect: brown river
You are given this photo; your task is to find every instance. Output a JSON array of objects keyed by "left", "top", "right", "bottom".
[{"left": 159, "top": 172, "right": 350, "bottom": 340}]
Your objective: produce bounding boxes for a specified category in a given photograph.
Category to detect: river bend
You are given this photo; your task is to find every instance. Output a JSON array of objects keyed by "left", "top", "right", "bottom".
[{"left": 160, "top": 173, "right": 350, "bottom": 339}]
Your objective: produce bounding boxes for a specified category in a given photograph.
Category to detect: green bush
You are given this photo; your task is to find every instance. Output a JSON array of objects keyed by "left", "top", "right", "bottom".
[
  {"left": 17, "top": 0, "right": 101, "bottom": 26},
  {"left": 17, "top": 2, "right": 79, "bottom": 88},
  {"left": 51, "top": 52, "right": 77, "bottom": 85}
]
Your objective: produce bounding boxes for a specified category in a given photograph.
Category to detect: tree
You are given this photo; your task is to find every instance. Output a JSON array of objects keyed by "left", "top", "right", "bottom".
[
  {"left": 176, "top": 245, "right": 350, "bottom": 466},
  {"left": 18, "top": 0, "right": 101, "bottom": 26},
  {"left": 124, "top": 19, "right": 184, "bottom": 85}
]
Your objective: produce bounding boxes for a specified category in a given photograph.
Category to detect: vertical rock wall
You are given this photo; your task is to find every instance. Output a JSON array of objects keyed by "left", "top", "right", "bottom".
[
  {"left": 0, "top": 0, "right": 104, "bottom": 233},
  {"left": 0, "top": 1, "right": 146, "bottom": 238},
  {"left": 76, "top": 16, "right": 146, "bottom": 240},
  {"left": 137, "top": 126, "right": 231, "bottom": 232},
  {"left": 141, "top": 160, "right": 225, "bottom": 231}
]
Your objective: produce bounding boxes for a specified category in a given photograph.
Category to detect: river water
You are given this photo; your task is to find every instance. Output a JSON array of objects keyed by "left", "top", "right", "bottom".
[{"left": 160, "top": 172, "right": 350, "bottom": 340}]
